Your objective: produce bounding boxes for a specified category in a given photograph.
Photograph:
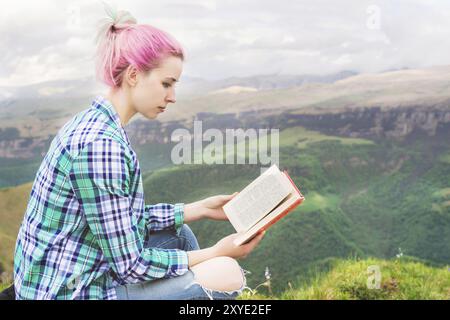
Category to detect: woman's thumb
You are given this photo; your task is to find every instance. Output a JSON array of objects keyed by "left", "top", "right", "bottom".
[{"left": 224, "top": 192, "right": 238, "bottom": 199}]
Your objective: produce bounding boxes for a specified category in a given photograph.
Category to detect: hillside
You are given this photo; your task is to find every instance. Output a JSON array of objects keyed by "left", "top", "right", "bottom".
[
  {"left": 0, "top": 65, "right": 448, "bottom": 184},
  {"left": 3, "top": 258, "right": 448, "bottom": 300},
  {"left": 1, "top": 120, "right": 449, "bottom": 294},
  {"left": 238, "top": 257, "right": 450, "bottom": 300},
  {"left": 1, "top": 65, "right": 450, "bottom": 140},
  {"left": 140, "top": 124, "right": 450, "bottom": 293},
  {"left": 0, "top": 65, "right": 449, "bottom": 295},
  {"left": 0, "top": 182, "right": 31, "bottom": 273},
  {"left": 156, "top": 65, "right": 450, "bottom": 121}
]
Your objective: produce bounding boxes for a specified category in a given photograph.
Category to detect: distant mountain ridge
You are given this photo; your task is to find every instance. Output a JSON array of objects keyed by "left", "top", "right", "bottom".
[{"left": 0, "top": 70, "right": 358, "bottom": 103}]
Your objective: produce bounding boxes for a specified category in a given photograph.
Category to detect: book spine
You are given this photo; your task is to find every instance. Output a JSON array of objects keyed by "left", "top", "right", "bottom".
[
  {"left": 244, "top": 172, "right": 305, "bottom": 239},
  {"left": 234, "top": 197, "right": 304, "bottom": 246},
  {"left": 259, "top": 198, "right": 303, "bottom": 233},
  {"left": 234, "top": 199, "right": 303, "bottom": 246},
  {"left": 283, "top": 170, "right": 304, "bottom": 198}
]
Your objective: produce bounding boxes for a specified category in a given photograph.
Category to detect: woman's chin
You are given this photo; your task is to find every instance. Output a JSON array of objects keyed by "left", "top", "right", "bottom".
[{"left": 143, "top": 112, "right": 159, "bottom": 120}]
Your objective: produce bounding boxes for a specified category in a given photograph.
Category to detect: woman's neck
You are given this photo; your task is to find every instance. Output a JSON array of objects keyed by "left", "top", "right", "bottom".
[{"left": 105, "top": 88, "right": 137, "bottom": 127}]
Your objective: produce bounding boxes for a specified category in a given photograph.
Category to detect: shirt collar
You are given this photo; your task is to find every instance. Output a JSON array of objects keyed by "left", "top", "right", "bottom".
[{"left": 91, "top": 95, "right": 131, "bottom": 146}]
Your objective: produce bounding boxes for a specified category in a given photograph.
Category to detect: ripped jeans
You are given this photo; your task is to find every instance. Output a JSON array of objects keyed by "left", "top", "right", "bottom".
[{"left": 114, "top": 224, "right": 250, "bottom": 300}]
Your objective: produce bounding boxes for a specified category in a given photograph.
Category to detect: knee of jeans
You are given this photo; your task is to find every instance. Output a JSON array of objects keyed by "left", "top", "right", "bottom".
[
  {"left": 223, "top": 258, "right": 249, "bottom": 292},
  {"left": 179, "top": 224, "right": 200, "bottom": 251},
  {"left": 192, "top": 257, "right": 251, "bottom": 300}
]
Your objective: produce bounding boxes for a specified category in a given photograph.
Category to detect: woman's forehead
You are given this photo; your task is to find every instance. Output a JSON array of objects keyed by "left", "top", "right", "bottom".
[{"left": 159, "top": 56, "right": 183, "bottom": 73}]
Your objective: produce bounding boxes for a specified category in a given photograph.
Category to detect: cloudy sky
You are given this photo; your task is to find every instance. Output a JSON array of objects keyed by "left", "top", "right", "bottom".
[{"left": 0, "top": 0, "right": 450, "bottom": 87}]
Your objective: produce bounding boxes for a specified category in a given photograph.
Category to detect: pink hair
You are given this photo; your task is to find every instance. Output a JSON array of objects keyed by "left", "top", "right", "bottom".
[{"left": 95, "top": 8, "right": 185, "bottom": 88}]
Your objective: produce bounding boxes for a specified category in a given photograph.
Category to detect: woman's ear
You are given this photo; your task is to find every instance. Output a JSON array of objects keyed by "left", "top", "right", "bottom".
[{"left": 124, "top": 65, "right": 138, "bottom": 87}]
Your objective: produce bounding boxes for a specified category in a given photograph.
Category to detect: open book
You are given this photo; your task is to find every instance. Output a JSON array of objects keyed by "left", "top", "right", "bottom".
[{"left": 223, "top": 164, "right": 305, "bottom": 246}]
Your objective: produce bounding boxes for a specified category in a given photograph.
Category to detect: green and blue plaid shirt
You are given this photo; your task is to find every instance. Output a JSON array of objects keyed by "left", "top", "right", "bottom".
[{"left": 14, "top": 96, "right": 189, "bottom": 300}]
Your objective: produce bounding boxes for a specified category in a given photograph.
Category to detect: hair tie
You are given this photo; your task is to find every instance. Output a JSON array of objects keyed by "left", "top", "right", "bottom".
[{"left": 102, "top": 1, "right": 137, "bottom": 32}]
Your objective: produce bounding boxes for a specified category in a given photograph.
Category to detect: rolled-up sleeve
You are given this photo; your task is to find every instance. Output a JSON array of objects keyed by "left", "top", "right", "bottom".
[
  {"left": 144, "top": 203, "right": 185, "bottom": 234},
  {"left": 68, "top": 138, "right": 189, "bottom": 283}
]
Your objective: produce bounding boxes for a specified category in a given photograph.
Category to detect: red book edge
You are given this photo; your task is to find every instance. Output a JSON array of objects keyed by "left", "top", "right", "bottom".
[{"left": 255, "top": 170, "right": 305, "bottom": 234}]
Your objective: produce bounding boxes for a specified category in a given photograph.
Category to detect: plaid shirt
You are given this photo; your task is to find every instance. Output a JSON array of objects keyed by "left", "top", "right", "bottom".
[{"left": 14, "top": 96, "right": 189, "bottom": 300}]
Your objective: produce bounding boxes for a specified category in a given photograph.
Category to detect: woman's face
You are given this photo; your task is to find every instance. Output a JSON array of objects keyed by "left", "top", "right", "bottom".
[{"left": 131, "top": 55, "right": 183, "bottom": 119}]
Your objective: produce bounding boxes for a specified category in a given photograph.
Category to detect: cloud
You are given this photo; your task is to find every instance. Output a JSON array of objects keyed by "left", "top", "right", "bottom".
[
  {"left": 0, "top": 0, "right": 450, "bottom": 86},
  {"left": 38, "top": 85, "right": 75, "bottom": 97}
]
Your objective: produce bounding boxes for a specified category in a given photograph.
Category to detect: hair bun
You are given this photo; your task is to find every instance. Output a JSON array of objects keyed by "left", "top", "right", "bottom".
[
  {"left": 105, "top": 1, "right": 136, "bottom": 28},
  {"left": 95, "top": 2, "right": 137, "bottom": 45}
]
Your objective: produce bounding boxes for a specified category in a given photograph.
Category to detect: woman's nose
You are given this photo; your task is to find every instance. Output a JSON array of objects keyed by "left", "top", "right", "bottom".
[{"left": 166, "top": 93, "right": 176, "bottom": 103}]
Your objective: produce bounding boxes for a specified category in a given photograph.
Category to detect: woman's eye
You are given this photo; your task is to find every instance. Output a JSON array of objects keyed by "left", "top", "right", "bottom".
[{"left": 162, "top": 82, "right": 172, "bottom": 88}]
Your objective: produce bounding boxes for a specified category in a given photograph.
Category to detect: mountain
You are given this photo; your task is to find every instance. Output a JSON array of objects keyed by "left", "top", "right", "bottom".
[
  {"left": 1, "top": 118, "right": 449, "bottom": 293},
  {"left": 189, "top": 70, "right": 358, "bottom": 93},
  {"left": 1, "top": 66, "right": 449, "bottom": 139},
  {"left": 0, "top": 70, "right": 357, "bottom": 138},
  {"left": 0, "top": 70, "right": 357, "bottom": 104},
  {"left": 155, "top": 65, "right": 450, "bottom": 122},
  {"left": 0, "top": 66, "right": 449, "bottom": 296},
  {"left": 0, "top": 77, "right": 104, "bottom": 102}
]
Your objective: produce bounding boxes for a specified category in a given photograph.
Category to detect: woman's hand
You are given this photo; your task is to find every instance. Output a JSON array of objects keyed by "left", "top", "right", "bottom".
[
  {"left": 212, "top": 231, "right": 265, "bottom": 259},
  {"left": 184, "top": 193, "right": 238, "bottom": 223}
]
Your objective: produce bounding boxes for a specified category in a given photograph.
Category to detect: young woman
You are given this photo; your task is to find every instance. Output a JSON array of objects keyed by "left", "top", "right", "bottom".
[{"left": 13, "top": 8, "right": 264, "bottom": 300}]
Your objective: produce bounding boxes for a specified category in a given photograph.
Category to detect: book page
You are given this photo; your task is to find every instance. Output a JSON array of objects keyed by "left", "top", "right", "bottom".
[{"left": 224, "top": 165, "right": 292, "bottom": 231}]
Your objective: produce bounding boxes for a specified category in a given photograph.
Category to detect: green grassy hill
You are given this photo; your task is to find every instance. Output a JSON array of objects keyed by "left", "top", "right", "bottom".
[
  {"left": 2, "top": 258, "right": 448, "bottom": 300},
  {"left": 0, "top": 283, "right": 9, "bottom": 292},
  {"left": 0, "top": 182, "right": 31, "bottom": 273},
  {"left": 141, "top": 126, "right": 450, "bottom": 293},
  {"left": 239, "top": 257, "right": 450, "bottom": 300},
  {"left": 1, "top": 124, "right": 449, "bottom": 299}
]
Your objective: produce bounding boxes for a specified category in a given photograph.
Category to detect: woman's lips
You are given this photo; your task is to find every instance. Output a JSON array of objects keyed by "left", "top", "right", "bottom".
[{"left": 158, "top": 106, "right": 166, "bottom": 112}]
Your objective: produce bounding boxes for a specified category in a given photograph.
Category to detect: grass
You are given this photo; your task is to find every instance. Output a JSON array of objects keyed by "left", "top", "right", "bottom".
[
  {"left": 439, "top": 153, "right": 450, "bottom": 164},
  {"left": 4, "top": 258, "right": 448, "bottom": 300},
  {"left": 431, "top": 188, "right": 450, "bottom": 214},
  {"left": 0, "top": 283, "right": 10, "bottom": 292},
  {"left": 299, "top": 192, "right": 340, "bottom": 213},
  {"left": 433, "top": 188, "right": 450, "bottom": 199},
  {"left": 191, "top": 125, "right": 374, "bottom": 165},
  {"left": 1, "top": 123, "right": 449, "bottom": 299},
  {"left": 0, "top": 182, "right": 32, "bottom": 272},
  {"left": 239, "top": 257, "right": 450, "bottom": 300},
  {"left": 279, "top": 126, "right": 374, "bottom": 149},
  {"left": 142, "top": 136, "right": 450, "bottom": 293}
]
